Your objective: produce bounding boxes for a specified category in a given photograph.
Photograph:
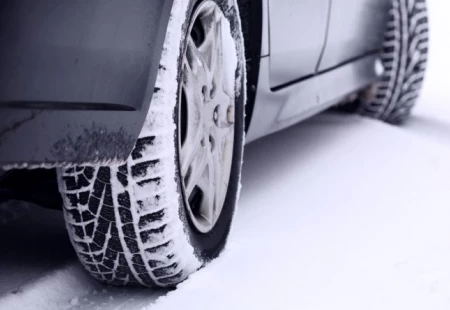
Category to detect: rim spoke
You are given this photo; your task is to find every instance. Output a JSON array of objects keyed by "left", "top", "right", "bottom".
[
  {"left": 200, "top": 9, "right": 223, "bottom": 91},
  {"left": 180, "top": 128, "right": 202, "bottom": 176},
  {"left": 185, "top": 38, "right": 201, "bottom": 74},
  {"left": 185, "top": 140, "right": 209, "bottom": 197},
  {"left": 197, "top": 151, "right": 216, "bottom": 225},
  {"left": 182, "top": 58, "right": 203, "bottom": 114},
  {"left": 180, "top": 84, "right": 203, "bottom": 176},
  {"left": 186, "top": 37, "right": 210, "bottom": 87},
  {"left": 210, "top": 128, "right": 223, "bottom": 215}
]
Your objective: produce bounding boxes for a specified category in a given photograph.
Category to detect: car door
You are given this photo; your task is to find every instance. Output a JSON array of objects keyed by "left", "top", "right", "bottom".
[
  {"left": 268, "top": 0, "right": 330, "bottom": 88},
  {"left": 318, "top": 0, "right": 391, "bottom": 71}
]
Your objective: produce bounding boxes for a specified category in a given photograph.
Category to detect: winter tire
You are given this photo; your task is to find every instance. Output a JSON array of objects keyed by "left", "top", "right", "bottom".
[
  {"left": 57, "top": 0, "right": 246, "bottom": 288},
  {"left": 357, "top": 0, "right": 429, "bottom": 123}
]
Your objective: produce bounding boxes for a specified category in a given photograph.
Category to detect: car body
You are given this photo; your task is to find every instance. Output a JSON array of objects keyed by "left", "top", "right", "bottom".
[
  {"left": 0, "top": 0, "right": 390, "bottom": 167},
  {"left": 0, "top": 0, "right": 430, "bottom": 288}
]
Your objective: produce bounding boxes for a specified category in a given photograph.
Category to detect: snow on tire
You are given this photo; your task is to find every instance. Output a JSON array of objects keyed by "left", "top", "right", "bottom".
[
  {"left": 359, "top": 0, "right": 429, "bottom": 124},
  {"left": 57, "top": 0, "right": 246, "bottom": 288}
]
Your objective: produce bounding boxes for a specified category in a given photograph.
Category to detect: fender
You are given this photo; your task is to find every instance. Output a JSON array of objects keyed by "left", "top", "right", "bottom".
[{"left": 0, "top": 0, "right": 173, "bottom": 166}]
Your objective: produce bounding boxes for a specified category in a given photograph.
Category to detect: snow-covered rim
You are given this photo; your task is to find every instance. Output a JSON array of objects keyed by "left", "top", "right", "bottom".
[{"left": 178, "top": 0, "right": 237, "bottom": 233}]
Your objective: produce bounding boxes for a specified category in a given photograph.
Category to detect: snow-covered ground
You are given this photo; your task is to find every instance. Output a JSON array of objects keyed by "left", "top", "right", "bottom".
[{"left": 1, "top": 1, "right": 450, "bottom": 309}]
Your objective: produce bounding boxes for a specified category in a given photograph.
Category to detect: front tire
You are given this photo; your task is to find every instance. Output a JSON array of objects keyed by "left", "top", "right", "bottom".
[
  {"left": 57, "top": 0, "right": 246, "bottom": 288},
  {"left": 357, "top": 0, "right": 429, "bottom": 123}
]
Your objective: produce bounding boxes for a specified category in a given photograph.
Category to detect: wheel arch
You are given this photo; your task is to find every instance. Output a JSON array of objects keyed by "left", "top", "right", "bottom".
[{"left": 0, "top": 0, "right": 174, "bottom": 166}]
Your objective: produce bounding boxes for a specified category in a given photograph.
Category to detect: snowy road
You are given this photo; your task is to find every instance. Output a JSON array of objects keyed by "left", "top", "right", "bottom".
[
  {"left": 2, "top": 0, "right": 450, "bottom": 309},
  {"left": 2, "top": 110, "right": 450, "bottom": 310}
]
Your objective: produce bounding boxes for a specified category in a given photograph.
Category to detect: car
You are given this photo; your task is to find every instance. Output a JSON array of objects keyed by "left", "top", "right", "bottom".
[{"left": 0, "top": 0, "right": 428, "bottom": 287}]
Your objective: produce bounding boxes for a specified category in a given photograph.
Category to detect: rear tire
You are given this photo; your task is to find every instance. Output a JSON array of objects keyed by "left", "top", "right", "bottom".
[
  {"left": 356, "top": 0, "right": 429, "bottom": 123},
  {"left": 57, "top": 0, "right": 246, "bottom": 288}
]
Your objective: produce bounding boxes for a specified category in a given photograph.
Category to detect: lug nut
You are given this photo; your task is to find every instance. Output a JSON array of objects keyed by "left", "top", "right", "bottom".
[
  {"left": 213, "top": 106, "right": 219, "bottom": 123},
  {"left": 227, "top": 106, "right": 234, "bottom": 124}
]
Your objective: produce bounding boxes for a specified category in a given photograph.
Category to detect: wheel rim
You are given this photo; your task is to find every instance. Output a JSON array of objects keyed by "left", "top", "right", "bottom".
[{"left": 178, "top": 0, "right": 236, "bottom": 234}]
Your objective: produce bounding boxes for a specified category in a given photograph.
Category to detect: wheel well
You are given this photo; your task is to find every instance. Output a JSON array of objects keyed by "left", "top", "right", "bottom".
[
  {"left": 0, "top": 169, "right": 62, "bottom": 210},
  {"left": 236, "top": 0, "right": 263, "bottom": 133}
]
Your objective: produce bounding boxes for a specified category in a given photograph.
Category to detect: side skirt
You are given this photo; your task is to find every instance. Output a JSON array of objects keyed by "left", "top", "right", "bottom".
[{"left": 246, "top": 54, "right": 381, "bottom": 143}]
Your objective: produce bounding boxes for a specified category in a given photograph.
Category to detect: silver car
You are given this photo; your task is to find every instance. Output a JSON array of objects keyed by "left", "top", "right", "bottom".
[{"left": 0, "top": 0, "right": 429, "bottom": 287}]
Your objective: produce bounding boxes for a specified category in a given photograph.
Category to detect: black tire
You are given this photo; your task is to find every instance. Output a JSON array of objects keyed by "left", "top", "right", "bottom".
[
  {"left": 57, "top": 0, "right": 246, "bottom": 288},
  {"left": 358, "top": 0, "right": 429, "bottom": 123}
]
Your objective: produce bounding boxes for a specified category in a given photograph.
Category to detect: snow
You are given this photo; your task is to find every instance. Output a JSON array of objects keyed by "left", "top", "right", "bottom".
[{"left": 1, "top": 0, "right": 450, "bottom": 309}]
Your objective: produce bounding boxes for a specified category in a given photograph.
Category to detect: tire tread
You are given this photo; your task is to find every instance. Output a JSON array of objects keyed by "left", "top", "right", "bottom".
[{"left": 359, "top": 0, "right": 429, "bottom": 123}]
